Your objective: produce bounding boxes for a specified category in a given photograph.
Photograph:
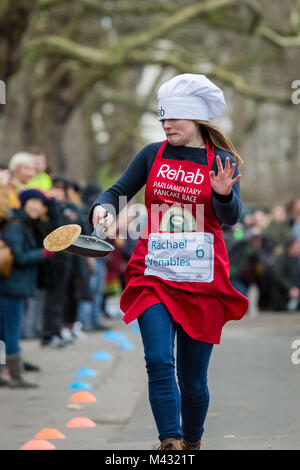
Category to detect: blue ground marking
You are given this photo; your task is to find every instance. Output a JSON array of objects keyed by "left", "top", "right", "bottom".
[
  {"left": 132, "top": 324, "right": 140, "bottom": 334},
  {"left": 75, "top": 367, "right": 98, "bottom": 378},
  {"left": 91, "top": 351, "right": 113, "bottom": 361},
  {"left": 103, "top": 331, "right": 128, "bottom": 342},
  {"left": 68, "top": 381, "right": 93, "bottom": 390},
  {"left": 119, "top": 341, "right": 135, "bottom": 351}
]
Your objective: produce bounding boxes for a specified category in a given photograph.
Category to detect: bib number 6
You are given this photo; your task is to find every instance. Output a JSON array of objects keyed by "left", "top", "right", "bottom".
[{"left": 196, "top": 244, "right": 204, "bottom": 259}]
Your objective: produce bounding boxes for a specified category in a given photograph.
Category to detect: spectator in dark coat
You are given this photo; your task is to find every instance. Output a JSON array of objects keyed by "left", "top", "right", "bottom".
[
  {"left": 77, "top": 182, "right": 110, "bottom": 330},
  {"left": 41, "top": 177, "right": 86, "bottom": 346},
  {"left": 263, "top": 205, "right": 291, "bottom": 252},
  {"left": 21, "top": 194, "right": 60, "bottom": 340},
  {"left": 271, "top": 237, "right": 300, "bottom": 311}
]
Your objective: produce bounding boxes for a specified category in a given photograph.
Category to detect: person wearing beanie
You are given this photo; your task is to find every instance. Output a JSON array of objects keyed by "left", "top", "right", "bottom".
[
  {"left": 0, "top": 189, "right": 55, "bottom": 388},
  {"left": 18, "top": 189, "right": 61, "bottom": 342},
  {"left": 51, "top": 177, "right": 70, "bottom": 199},
  {"left": 19, "top": 188, "right": 49, "bottom": 208},
  {"left": 90, "top": 74, "right": 249, "bottom": 450}
]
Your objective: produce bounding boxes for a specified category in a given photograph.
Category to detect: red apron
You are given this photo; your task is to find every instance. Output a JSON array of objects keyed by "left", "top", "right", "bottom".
[{"left": 120, "top": 139, "right": 249, "bottom": 344}]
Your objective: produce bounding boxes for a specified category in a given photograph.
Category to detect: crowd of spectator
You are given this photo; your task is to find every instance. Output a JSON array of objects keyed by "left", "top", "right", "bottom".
[
  {"left": 0, "top": 148, "right": 136, "bottom": 388},
  {"left": 1, "top": 147, "right": 300, "bottom": 389},
  {"left": 224, "top": 202, "right": 300, "bottom": 313}
]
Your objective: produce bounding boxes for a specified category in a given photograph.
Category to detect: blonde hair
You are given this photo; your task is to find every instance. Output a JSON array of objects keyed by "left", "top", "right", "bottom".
[
  {"left": 9, "top": 152, "right": 35, "bottom": 173},
  {"left": 195, "top": 120, "right": 243, "bottom": 167}
]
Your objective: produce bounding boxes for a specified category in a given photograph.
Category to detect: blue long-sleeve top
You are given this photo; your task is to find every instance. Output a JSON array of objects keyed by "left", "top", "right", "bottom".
[{"left": 89, "top": 141, "right": 243, "bottom": 227}]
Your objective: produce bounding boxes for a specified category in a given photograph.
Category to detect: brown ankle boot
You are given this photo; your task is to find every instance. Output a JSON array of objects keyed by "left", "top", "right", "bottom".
[
  {"left": 6, "top": 355, "right": 38, "bottom": 389},
  {"left": 181, "top": 438, "right": 201, "bottom": 450},
  {"left": 157, "top": 438, "right": 183, "bottom": 450}
]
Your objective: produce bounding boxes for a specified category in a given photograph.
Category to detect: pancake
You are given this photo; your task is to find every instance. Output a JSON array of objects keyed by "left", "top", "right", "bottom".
[{"left": 43, "top": 224, "right": 82, "bottom": 251}]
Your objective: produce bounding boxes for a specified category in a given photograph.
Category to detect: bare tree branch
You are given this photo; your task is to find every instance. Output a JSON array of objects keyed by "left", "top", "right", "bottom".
[
  {"left": 39, "top": 0, "right": 71, "bottom": 8},
  {"left": 109, "top": 69, "right": 164, "bottom": 164},
  {"left": 82, "top": 0, "right": 174, "bottom": 14},
  {"left": 256, "top": 24, "right": 300, "bottom": 47},
  {"left": 23, "top": 0, "right": 240, "bottom": 64},
  {"left": 23, "top": 35, "right": 113, "bottom": 66},
  {"left": 32, "top": 61, "right": 80, "bottom": 99},
  {"left": 120, "top": 0, "right": 240, "bottom": 49},
  {"left": 220, "top": 50, "right": 280, "bottom": 71},
  {"left": 290, "top": 0, "right": 300, "bottom": 34},
  {"left": 241, "top": 0, "right": 263, "bottom": 32},
  {"left": 211, "top": 66, "right": 291, "bottom": 104},
  {"left": 90, "top": 89, "right": 156, "bottom": 115},
  {"left": 128, "top": 50, "right": 292, "bottom": 105}
]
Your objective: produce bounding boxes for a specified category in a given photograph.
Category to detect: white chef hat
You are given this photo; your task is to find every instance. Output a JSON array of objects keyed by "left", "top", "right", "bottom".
[{"left": 157, "top": 73, "right": 226, "bottom": 121}]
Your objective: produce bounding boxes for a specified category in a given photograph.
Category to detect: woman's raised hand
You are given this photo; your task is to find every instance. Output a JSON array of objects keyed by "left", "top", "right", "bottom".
[
  {"left": 92, "top": 205, "right": 114, "bottom": 232},
  {"left": 209, "top": 155, "right": 241, "bottom": 196}
]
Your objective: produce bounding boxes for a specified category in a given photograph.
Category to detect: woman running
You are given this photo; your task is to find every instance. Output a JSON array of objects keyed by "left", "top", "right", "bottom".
[{"left": 90, "top": 74, "right": 249, "bottom": 451}]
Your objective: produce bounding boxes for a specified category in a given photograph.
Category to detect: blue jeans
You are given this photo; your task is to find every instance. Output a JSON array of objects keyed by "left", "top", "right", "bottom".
[
  {"left": 138, "top": 303, "right": 213, "bottom": 442},
  {"left": 0, "top": 296, "right": 24, "bottom": 355},
  {"left": 77, "top": 258, "right": 106, "bottom": 327}
]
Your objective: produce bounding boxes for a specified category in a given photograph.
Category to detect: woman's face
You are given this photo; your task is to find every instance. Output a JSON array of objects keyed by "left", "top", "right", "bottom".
[
  {"left": 50, "top": 186, "right": 66, "bottom": 202},
  {"left": 15, "top": 163, "right": 35, "bottom": 184},
  {"left": 0, "top": 168, "right": 10, "bottom": 185},
  {"left": 24, "top": 198, "right": 45, "bottom": 219},
  {"left": 271, "top": 205, "right": 286, "bottom": 222},
  {"left": 288, "top": 240, "right": 300, "bottom": 258},
  {"left": 162, "top": 119, "right": 200, "bottom": 146},
  {"left": 33, "top": 153, "right": 47, "bottom": 173}
]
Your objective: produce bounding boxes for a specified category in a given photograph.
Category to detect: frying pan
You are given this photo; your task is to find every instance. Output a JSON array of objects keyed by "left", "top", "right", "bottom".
[{"left": 43, "top": 216, "right": 115, "bottom": 258}]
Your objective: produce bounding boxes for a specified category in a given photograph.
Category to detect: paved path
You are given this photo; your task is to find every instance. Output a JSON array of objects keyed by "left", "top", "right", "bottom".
[{"left": 1, "top": 313, "right": 300, "bottom": 450}]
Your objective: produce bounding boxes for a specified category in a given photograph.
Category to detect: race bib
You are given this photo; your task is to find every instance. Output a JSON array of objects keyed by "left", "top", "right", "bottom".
[{"left": 144, "top": 232, "right": 214, "bottom": 283}]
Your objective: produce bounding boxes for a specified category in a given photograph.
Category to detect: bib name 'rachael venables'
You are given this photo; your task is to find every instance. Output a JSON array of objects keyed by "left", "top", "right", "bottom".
[{"left": 156, "top": 164, "right": 204, "bottom": 184}]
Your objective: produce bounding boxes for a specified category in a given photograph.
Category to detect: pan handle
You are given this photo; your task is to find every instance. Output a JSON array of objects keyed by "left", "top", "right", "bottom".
[{"left": 91, "top": 211, "right": 108, "bottom": 239}]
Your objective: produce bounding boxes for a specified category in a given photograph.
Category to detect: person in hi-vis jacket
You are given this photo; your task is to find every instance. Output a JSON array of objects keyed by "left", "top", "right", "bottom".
[{"left": 90, "top": 74, "right": 249, "bottom": 451}]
